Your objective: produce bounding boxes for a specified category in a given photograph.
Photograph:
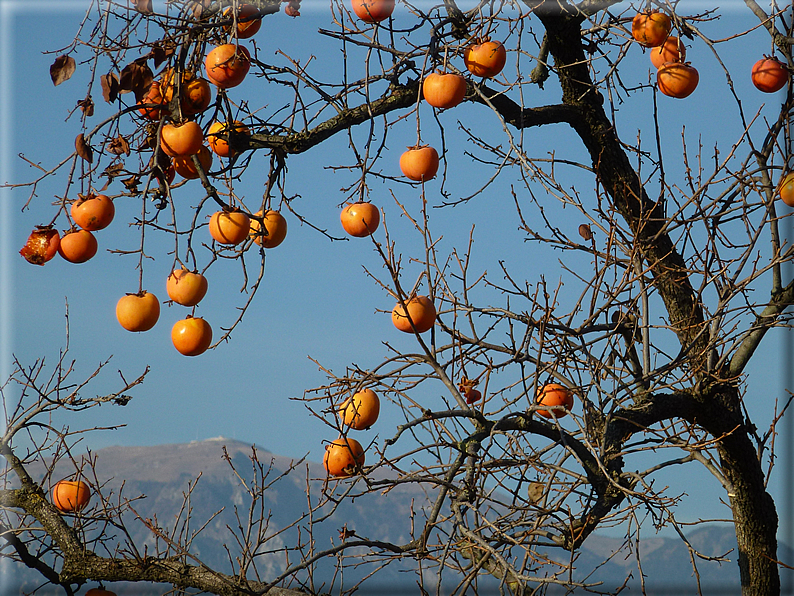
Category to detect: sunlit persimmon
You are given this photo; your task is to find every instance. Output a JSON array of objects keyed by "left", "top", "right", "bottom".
[
  {"left": 207, "top": 120, "right": 250, "bottom": 158},
  {"left": 351, "top": 0, "right": 394, "bottom": 23},
  {"left": 20, "top": 228, "right": 60, "bottom": 265},
  {"left": 400, "top": 145, "right": 439, "bottom": 182},
  {"left": 535, "top": 383, "right": 574, "bottom": 419},
  {"left": 173, "top": 146, "right": 213, "bottom": 179},
  {"left": 423, "top": 72, "right": 467, "bottom": 109},
  {"left": 249, "top": 210, "right": 287, "bottom": 248},
  {"left": 778, "top": 173, "right": 794, "bottom": 207},
  {"left": 649, "top": 36, "right": 686, "bottom": 69},
  {"left": 339, "top": 389, "right": 380, "bottom": 430},
  {"left": 224, "top": 4, "right": 262, "bottom": 38},
  {"left": 71, "top": 194, "right": 115, "bottom": 231},
  {"left": 323, "top": 437, "right": 365, "bottom": 478},
  {"left": 138, "top": 80, "right": 166, "bottom": 120},
  {"left": 657, "top": 62, "right": 699, "bottom": 98},
  {"left": 340, "top": 202, "right": 380, "bottom": 237},
  {"left": 205, "top": 44, "right": 251, "bottom": 89},
  {"left": 464, "top": 40, "right": 507, "bottom": 78},
  {"left": 166, "top": 269, "right": 208, "bottom": 306},
  {"left": 172, "top": 316, "right": 213, "bottom": 356},
  {"left": 209, "top": 209, "right": 251, "bottom": 245},
  {"left": 392, "top": 295, "right": 436, "bottom": 334},
  {"left": 751, "top": 57, "right": 790, "bottom": 93},
  {"left": 160, "top": 121, "right": 204, "bottom": 157},
  {"left": 116, "top": 291, "right": 160, "bottom": 332},
  {"left": 52, "top": 479, "right": 91, "bottom": 513},
  {"left": 631, "top": 11, "right": 672, "bottom": 48},
  {"left": 161, "top": 70, "right": 213, "bottom": 116},
  {"left": 58, "top": 229, "right": 98, "bottom": 263}
]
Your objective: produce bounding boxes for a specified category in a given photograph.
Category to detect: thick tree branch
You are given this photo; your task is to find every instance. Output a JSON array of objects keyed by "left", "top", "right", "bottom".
[{"left": 729, "top": 278, "right": 794, "bottom": 377}]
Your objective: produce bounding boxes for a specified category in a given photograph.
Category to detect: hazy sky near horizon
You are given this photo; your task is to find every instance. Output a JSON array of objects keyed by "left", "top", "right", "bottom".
[{"left": 1, "top": 0, "right": 792, "bottom": 548}]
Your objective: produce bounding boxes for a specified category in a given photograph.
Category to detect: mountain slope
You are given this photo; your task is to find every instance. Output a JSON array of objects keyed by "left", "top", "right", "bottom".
[{"left": 4, "top": 438, "right": 791, "bottom": 595}]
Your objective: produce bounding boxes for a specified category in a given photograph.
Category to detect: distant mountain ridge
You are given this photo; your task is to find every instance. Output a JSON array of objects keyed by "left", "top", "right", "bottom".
[{"left": 4, "top": 438, "right": 792, "bottom": 595}]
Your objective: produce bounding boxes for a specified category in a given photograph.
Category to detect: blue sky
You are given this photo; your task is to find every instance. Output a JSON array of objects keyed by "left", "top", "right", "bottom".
[{"left": 1, "top": 0, "right": 792, "bottom": 550}]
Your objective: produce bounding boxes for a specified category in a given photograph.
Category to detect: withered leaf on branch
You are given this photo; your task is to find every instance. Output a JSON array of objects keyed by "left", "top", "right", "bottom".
[
  {"left": 50, "top": 55, "right": 76, "bottom": 86},
  {"left": 122, "top": 175, "right": 141, "bottom": 193},
  {"left": 132, "top": 0, "right": 153, "bottom": 14},
  {"left": 75, "top": 134, "right": 93, "bottom": 163},
  {"left": 102, "top": 163, "right": 126, "bottom": 181},
  {"left": 150, "top": 41, "right": 176, "bottom": 69},
  {"left": 100, "top": 73, "right": 120, "bottom": 103},
  {"left": 118, "top": 61, "right": 154, "bottom": 102},
  {"left": 76, "top": 96, "right": 94, "bottom": 117},
  {"left": 106, "top": 135, "right": 131, "bottom": 156}
]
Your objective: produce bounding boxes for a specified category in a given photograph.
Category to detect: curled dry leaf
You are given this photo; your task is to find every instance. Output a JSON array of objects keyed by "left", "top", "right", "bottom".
[
  {"left": 119, "top": 61, "right": 154, "bottom": 102},
  {"left": 150, "top": 41, "right": 175, "bottom": 69},
  {"left": 76, "top": 96, "right": 94, "bottom": 117},
  {"left": 132, "top": 0, "right": 153, "bottom": 14},
  {"left": 100, "top": 73, "right": 120, "bottom": 103},
  {"left": 50, "top": 55, "right": 76, "bottom": 86},
  {"left": 106, "top": 135, "right": 131, "bottom": 156},
  {"left": 75, "top": 134, "right": 93, "bottom": 163}
]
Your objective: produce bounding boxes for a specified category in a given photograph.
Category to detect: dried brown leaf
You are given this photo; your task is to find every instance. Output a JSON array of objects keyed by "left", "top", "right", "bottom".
[
  {"left": 75, "top": 134, "right": 93, "bottom": 163},
  {"left": 106, "top": 135, "right": 131, "bottom": 156},
  {"left": 103, "top": 163, "right": 126, "bottom": 180},
  {"left": 122, "top": 175, "right": 141, "bottom": 193},
  {"left": 119, "top": 61, "right": 154, "bottom": 102},
  {"left": 77, "top": 96, "right": 94, "bottom": 117},
  {"left": 151, "top": 42, "right": 175, "bottom": 69},
  {"left": 101, "top": 73, "right": 120, "bottom": 103},
  {"left": 132, "top": 0, "right": 153, "bottom": 13},
  {"left": 50, "top": 55, "right": 76, "bottom": 86}
]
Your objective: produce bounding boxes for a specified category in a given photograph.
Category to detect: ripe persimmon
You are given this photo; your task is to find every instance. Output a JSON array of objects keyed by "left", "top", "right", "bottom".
[
  {"left": 116, "top": 291, "right": 160, "bottom": 332},
  {"left": 339, "top": 389, "right": 380, "bottom": 430},
  {"left": 649, "top": 36, "right": 685, "bottom": 69},
  {"left": 423, "top": 72, "right": 467, "bottom": 109},
  {"left": 632, "top": 11, "right": 672, "bottom": 48},
  {"left": 160, "top": 121, "right": 204, "bottom": 157},
  {"left": 172, "top": 316, "right": 212, "bottom": 356},
  {"left": 224, "top": 4, "right": 262, "bottom": 38},
  {"left": 205, "top": 44, "right": 251, "bottom": 89},
  {"left": 71, "top": 194, "right": 115, "bottom": 231},
  {"left": 778, "top": 173, "right": 794, "bottom": 207},
  {"left": 535, "top": 383, "right": 574, "bottom": 419},
  {"left": 351, "top": 0, "right": 394, "bottom": 23},
  {"left": 209, "top": 209, "right": 251, "bottom": 245},
  {"left": 207, "top": 120, "right": 250, "bottom": 158},
  {"left": 249, "top": 210, "right": 287, "bottom": 248},
  {"left": 172, "top": 146, "right": 213, "bottom": 179},
  {"left": 400, "top": 146, "right": 439, "bottom": 182},
  {"left": 324, "top": 437, "right": 365, "bottom": 478},
  {"left": 20, "top": 228, "right": 60, "bottom": 265},
  {"left": 52, "top": 479, "right": 91, "bottom": 513},
  {"left": 161, "top": 70, "right": 213, "bottom": 116},
  {"left": 138, "top": 80, "right": 166, "bottom": 120},
  {"left": 392, "top": 295, "right": 436, "bottom": 333},
  {"left": 58, "top": 229, "right": 98, "bottom": 263},
  {"left": 166, "top": 269, "right": 208, "bottom": 306},
  {"left": 751, "top": 57, "right": 790, "bottom": 93},
  {"left": 464, "top": 40, "right": 507, "bottom": 78},
  {"left": 340, "top": 202, "right": 380, "bottom": 237},
  {"left": 657, "top": 62, "right": 699, "bottom": 98}
]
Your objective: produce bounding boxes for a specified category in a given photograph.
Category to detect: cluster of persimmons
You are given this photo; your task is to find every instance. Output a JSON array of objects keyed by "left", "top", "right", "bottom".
[{"left": 24, "top": 2, "right": 791, "bottom": 488}]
